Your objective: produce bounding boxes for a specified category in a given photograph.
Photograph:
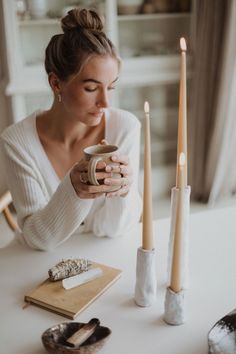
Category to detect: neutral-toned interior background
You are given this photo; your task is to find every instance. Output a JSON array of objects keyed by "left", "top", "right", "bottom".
[{"left": 1, "top": 0, "right": 236, "bottom": 229}]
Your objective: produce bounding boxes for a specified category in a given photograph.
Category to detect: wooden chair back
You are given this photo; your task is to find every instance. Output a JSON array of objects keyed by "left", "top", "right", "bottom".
[{"left": 0, "top": 191, "right": 18, "bottom": 231}]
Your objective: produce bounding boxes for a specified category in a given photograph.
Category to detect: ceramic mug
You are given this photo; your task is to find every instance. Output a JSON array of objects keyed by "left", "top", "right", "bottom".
[{"left": 84, "top": 144, "right": 121, "bottom": 192}]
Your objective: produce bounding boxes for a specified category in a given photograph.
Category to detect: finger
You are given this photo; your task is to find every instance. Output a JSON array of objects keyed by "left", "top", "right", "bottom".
[
  {"left": 96, "top": 161, "right": 107, "bottom": 170},
  {"left": 96, "top": 172, "right": 112, "bottom": 180},
  {"left": 106, "top": 185, "right": 130, "bottom": 198},
  {"left": 79, "top": 171, "right": 112, "bottom": 186},
  {"left": 81, "top": 183, "right": 116, "bottom": 194},
  {"left": 104, "top": 176, "right": 131, "bottom": 187},
  {"left": 105, "top": 164, "right": 132, "bottom": 176},
  {"left": 120, "top": 165, "right": 132, "bottom": 176},
  {"left": 111, "top": 155, "right": 129, "bottom": 165},
  {"left": 71, "top": 175, "right": 105, "bottom": 198}
]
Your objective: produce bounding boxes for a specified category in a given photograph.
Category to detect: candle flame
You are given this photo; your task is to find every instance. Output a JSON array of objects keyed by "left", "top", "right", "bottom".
[
  {"left": 180, "top": 37, "right": 187, "bottom": 51},
  {"left": 144, "top": 101, "right": 150, "bottom": 114},
  {"left": 179, "top": 152, "right": 186, "bottom": 167}
]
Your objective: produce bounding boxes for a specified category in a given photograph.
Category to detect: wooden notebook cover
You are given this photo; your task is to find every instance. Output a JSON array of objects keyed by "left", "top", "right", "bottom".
[{"left": 24, "top": 262, "right": 122, "bottom": 319}]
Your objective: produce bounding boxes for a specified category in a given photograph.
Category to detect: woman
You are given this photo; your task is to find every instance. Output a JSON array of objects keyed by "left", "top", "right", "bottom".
[{"left": 0, "top": 8, "right": 142, "bottom": 251}]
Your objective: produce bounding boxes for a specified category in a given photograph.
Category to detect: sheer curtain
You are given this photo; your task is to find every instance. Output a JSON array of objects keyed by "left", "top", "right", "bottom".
[
  {"left": 207, "top": 0, "right": 236, "bottom": 204},
  {"left": 189, "top": 0, "right": 236, "bottom": 203}
]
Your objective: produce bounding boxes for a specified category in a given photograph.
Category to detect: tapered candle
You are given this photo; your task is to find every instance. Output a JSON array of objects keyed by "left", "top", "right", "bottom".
[
  {"left": 170, "top": 152, "right": 185, "bottom": 293},
  {"left": 142, "top": 101, "right": 154, "bottom": 250},
  {"left": 176, "top": 38, "right": 187, "bottom": 188}
]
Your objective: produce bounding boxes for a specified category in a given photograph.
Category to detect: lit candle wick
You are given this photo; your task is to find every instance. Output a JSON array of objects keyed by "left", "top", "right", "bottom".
[
  {"left": 144, "top": 101, "right": 150, "bottom": 114},
  {"left": 180, "top": 37, "right": 187, "bottom": 52}
]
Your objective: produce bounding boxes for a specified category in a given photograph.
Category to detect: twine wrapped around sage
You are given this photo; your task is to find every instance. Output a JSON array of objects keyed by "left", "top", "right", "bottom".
[{"left": 48, "top": 258, "right": 92, "bottom": 281}]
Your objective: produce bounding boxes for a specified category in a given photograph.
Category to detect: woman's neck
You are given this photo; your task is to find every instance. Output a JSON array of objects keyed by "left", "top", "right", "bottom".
[
  {"left": 37, "top": 106, "right": 94, "bottom": 148},
  {"left": 35, "top": 103, "right": 105, "bottom": 180}
]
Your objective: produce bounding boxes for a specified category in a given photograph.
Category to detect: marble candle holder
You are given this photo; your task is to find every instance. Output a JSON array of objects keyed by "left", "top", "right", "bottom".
[
  {"left": 134, "top": 247, "right": 156, "bottom": 307},
  {"left": 164, "top": 287, "right": 185, "bottom": 325}
]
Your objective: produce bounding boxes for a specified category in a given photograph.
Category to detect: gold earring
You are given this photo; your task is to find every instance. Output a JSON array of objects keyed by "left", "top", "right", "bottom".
[{"left": 58, "top": 93, "right": 62, "bottom": 102}]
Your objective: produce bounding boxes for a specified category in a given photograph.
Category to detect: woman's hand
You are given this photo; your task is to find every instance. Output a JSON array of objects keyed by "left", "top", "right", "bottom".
[
  {"left": 104, "top": 154, "right": 133, "bottom": 198},
  {"left": 100, "top": 139, "right": 133, "bottom": 197},
  {"left": 70, "top": 159, "right": 113, "bottom": 199},
  {"left": 70, "top": 139, "right": 132, "bottom": 199}
]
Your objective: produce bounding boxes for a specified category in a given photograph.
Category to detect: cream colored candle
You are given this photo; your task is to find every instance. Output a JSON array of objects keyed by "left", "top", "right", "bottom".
[
  {"left": 142, "top": 101, "right": 154, "bottom": 250},
  {"left": 176, "top": 38, "right": 187, "bottom": 188},
  {"left": 170, "top": 152, "right": 186, "bottom": 293}
]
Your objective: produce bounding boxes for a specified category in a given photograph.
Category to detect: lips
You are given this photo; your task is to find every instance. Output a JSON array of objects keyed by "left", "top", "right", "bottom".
[{"left": 90, "top": 111, "right": 104, "bottom": 118}]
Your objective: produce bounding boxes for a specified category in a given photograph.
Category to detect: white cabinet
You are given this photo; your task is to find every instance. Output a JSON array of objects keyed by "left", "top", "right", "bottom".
[
  {"left": 2, "top": 0, "right": 193, "bottom": 196},
  {"left": 112, "top": 4, "right": 192, "bottom": 175}
]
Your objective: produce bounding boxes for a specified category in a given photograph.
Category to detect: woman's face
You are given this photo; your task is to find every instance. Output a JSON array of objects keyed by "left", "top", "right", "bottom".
[{"left": 59, "top": 55, "right": 119, "bottom": 126}]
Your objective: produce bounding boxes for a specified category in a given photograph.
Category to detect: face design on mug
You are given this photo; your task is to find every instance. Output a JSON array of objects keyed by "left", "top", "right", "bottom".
[{"left": 59, "top": 55, "right": 119, "bottom": 126}]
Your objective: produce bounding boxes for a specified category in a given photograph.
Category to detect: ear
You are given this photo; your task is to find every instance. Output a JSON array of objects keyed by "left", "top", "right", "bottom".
[{"left": 48, "top": 72, "right": 61, "bottom": 93}]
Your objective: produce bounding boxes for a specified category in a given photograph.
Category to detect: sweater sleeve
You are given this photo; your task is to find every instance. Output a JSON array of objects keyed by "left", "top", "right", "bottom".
[
  {"left": 0, "top": 138, "right": 93, "bottom": 251},
  {"left": 84, "top": 114, "right": 142, "bottom": 237}
]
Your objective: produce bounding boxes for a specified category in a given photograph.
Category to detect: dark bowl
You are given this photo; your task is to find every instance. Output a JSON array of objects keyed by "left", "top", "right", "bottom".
[{"left": 42, "top": 322, "right": 111, "bottom": 354}]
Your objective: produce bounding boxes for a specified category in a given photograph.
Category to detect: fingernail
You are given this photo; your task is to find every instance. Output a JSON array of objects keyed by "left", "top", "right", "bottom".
[
  {"left": 104, "top": 179, "right": 110, "bottom": 185},
  {"left": 112, "top": 155, "right": 117, "bottom": 161},
  {"left": 106, "top": 165, "right": 112, "bottom": 172}
]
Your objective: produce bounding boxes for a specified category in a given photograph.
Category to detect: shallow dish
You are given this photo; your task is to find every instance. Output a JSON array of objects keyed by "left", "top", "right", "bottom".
[{"left": 42, "top": 322, "right": 111, "bottom": 354}]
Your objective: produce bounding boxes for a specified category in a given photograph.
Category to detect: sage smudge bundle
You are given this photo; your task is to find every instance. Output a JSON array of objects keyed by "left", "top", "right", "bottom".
[{"left": 48, "top": 258, "right": 92, "bottom": 281}]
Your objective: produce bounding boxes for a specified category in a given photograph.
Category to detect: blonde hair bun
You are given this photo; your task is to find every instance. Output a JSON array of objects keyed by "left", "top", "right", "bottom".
[
  {"left": 45, "top": 7, "right": 118, "bottom": 81},
  {"left": 61, "top": 8, "right": 104, "bottom": 33}
]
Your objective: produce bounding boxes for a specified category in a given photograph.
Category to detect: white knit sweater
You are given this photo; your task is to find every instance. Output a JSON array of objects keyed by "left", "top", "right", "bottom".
[{"left": 0, "top": 108, "right": 142, "bottom": 251}]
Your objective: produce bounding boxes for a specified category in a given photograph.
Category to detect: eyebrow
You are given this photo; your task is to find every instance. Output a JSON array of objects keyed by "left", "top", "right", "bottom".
[{"left": 82, "top": 77, "right": 119, "bottom": 84}]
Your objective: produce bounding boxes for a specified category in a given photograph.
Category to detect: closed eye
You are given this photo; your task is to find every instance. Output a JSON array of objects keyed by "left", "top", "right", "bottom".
[
  {"left": 83, "top": 77, "right": 118, "bottom": 93},
  {"left": 84, "top": 87, "right": 97, "bottom": 92},
  {"left": 85, "top": 86, "right": 116, "bottom": 92}
]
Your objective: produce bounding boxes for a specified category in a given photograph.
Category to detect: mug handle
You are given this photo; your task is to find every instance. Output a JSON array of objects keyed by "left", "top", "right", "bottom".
[{"left": 87, "top": 156, "right": 102, "bottom": 186}]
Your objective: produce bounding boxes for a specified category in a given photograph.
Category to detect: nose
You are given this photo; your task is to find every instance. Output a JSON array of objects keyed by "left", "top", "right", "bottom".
[{"left": 96, "top": 89, "right": 109, "bottom": 109}]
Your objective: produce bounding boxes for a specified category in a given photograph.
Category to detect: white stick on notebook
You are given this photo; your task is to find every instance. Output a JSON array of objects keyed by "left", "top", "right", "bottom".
[{"left": 62, "top": 268, "right": 103, "bottom": 290}]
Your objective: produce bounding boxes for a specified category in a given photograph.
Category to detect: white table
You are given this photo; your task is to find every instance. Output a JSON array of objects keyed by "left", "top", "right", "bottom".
[{"left": 1, "top": 206, "right": 236, "bottom": 354}]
